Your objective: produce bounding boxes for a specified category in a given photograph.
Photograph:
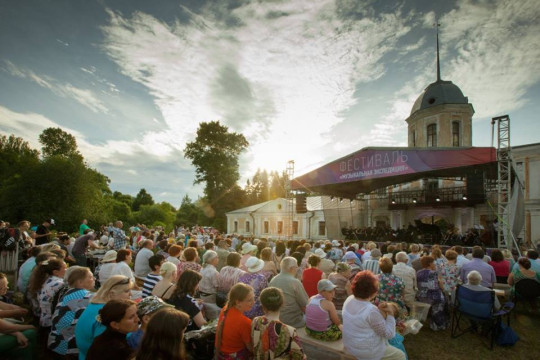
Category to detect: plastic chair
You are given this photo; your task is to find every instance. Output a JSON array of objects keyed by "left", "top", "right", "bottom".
[
  {"left": 513, "top": 278, "right": 540, "bottom": 311},
  {"left": 451, "top": 285, "right": 514, "bottom": 349}
]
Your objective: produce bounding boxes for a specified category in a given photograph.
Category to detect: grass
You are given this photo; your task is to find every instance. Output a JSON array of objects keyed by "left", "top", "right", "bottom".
[{"left": 405, "top": 303, "right": 540, "bottom": 360}]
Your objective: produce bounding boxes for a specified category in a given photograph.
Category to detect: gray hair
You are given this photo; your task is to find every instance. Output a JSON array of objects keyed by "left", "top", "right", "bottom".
[
  {"left": 395, "top": 251, "right": 408, "bottom": 263},
  {"left": 467, "top": 270, "right": 482, "bottom": 286},
  {"left": 280, "top": 256, "right": 298, "bottom": 273}
]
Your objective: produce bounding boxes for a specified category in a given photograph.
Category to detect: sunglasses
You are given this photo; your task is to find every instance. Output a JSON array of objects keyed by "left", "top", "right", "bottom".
[{"left": 111, "top": 277, "right": 130, "bottom": 288}]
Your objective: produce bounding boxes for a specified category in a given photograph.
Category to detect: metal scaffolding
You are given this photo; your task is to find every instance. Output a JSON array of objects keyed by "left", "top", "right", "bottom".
[
  {"left": 286, "top": 160, "right": 295, "bottom": 240},
  {"left": 492, "top": 115, "right": 511, "bottom": 248}
]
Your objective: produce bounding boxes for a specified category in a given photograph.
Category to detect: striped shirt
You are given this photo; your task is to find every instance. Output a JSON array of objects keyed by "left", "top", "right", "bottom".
[
  {"left": 142, "top": 273, "right": 162, "bottom": 298},
  {"left": 363, "top": 259, "right": 380, "bottom": 275}
]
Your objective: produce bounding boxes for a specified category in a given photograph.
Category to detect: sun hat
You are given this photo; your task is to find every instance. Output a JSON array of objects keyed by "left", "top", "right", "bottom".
[
  {"left": 136, "top": 296, "right": 172, "bottom": 317},
  {"left": 102, "top": 250, "right": 117, "bottom": 263},
  {"left": 331, "top": 240, "right": 340, "bottom": 247},
  {"left": 246, "top": 257, "right": 264, "bottom": 273},
  {"left": 203, "top": 250, "right": 218, "bottom": 264},
  {"left": 317, "top": 279, "right": 337, "bottom": 292},
  {"left": 313, "top": 248, "right": 327, "bottom": 258},
  {"left": 344, "top": 251, "right": 357, "bottom": 260},
  {"left": 241, "top": 242, "right": 258, "bottom": 255},
  {"left": 336, "top": 262, "right": 351, "bottom": 273}
]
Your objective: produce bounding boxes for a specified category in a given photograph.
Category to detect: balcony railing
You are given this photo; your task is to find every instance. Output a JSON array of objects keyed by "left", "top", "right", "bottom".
[{"left": 387, "top": 186, "right": 484, "bottom": 209}]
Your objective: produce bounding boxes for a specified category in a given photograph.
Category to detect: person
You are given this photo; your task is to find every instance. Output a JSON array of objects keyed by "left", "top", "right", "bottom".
[
  {"left": 252, "top": 287, "right": 306, "bottom": 360},
  {"left": 142, "top": 255, "right": 165, "bottom": 298},
  {"left": 416, "top": 256, "right": 448, "bottom": 331},
  {"left": 392, "top": 251, "right": 417, "bottom": 310},
  {"left": 460, "top": 247, "right": 496, "bottom": 288},
  {"left": 31, "top": 258, "right": 67, "bottom": 328},
  {"left": 407, "top": 244, "right": 420, "bottom": 266},
  {"left": 199, "top": 250, "right": 220, "bottom": 305},
  {"left": 75, "top": 275, "right": 133, "bottom": 360},
  {"left": 86, "top": 299, "right": 139, "bottom": 360},
  {"left": 260, "top": 247, "right": 278, "bottom": 281},
  {"left": 127, "top": 295, "right": 172, "bottom": 350},
  {"left": 134, "top": 240, "right": 155, "bottom": 280},
  {"left": 0, "top": 273, "right": 28, "bottom": 319},
  {"left": 431, "top": 246, "right": 447, "bottom": 272},
  {"left": 48, "top": 266, "right": 95, "bottom": 357},
  {"left": 218, "top": 252, "right": 246, "bottom": 306},
  {"left": 364, "top": 249, "right": 382, "bottom": 274},
  {"left": 98, "top": 250, "right": 118, "bottom": 286},
  {"left": 111, "top": 221, "right": 128, "bottom": 250},
  {"left": 167, "top": 269, "right": 207, "bottom": 332},
  {"left": 508, "top": 257, "right": 540, "bottom": 287},
  {"left": 302, "top": 255, "right": 324, "bottom": 298},
  {"left": 167, "top": 245, "right": 182, "bottom": 266},
  {"left": 216, "top": 240, "right": 230, "bottom": 271},
  {"left": 512, "top": 249, "right": 540, "bottom": 273},
  {"left": 238, "top": 257, "right": 268, "bottom": 319},
  {"left": 80, "top": 219, "right": 90, "bottom": 235},
  {"left": 374, "top": 258, "right": 406, "bottom": 313},
  {"left": 439, "top": 249, "right": 461, "bottom": 304},
  {"left": 268, "top": 257, "right": 309, "bottom": 328},
  {"left": 215, "top": 283, "right": 255, "bottom": 359},
  {"left": 240, "top": 242, "right": 258, "bottom": 271},
  {"left": 305, "top": 279, "right": 343, "bottom": 341},
  {"left": 462, "top": 270, "right": 500, "bottom": 310},
  {"left": 176, "top": 247, "right": 201, "bottom": 278},
  {"left": 111, "top": 249, "right": 137, "bottom": 286},
  {"left": 152, "top": 261, "right": 177, "bottom": 300},
  {"left": 0, "top": 316, "right": 37, "bottom": 360},
  {"left": 17, "top": 246, "right": 41, "bottom": 294},
  {"left": 35, "top": 219, "right": 54, "bottom": 246},
  {"left": 272, "top": 241, "right": 287, "bottom": 270},
  {"left": 72, "top": 232, "right": 99, "bottom": 267},
  {"left": 328, "top": 262, "right": 352, "bottom": 311},
  {"left": 454, "top": 246, "right": 470, "bottom": 268},
  {"left": 135, "top": 307, "right": 190, "bottom": 360},
  {"left": 342, "top": 271, "right": 406, "bottom": 360},
  {"left": 488, "top": 249, "right": 511, "bottom": 284}
]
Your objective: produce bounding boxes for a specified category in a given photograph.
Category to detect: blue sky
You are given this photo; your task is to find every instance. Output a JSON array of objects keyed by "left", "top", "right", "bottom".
[{"left": 1, "top": 0, "right": 539, "bottom": 206}]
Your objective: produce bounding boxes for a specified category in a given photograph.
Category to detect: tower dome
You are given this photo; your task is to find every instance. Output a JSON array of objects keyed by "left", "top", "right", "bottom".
[{"left": 410, "top": 79, "right": 469, "bottom": 115}]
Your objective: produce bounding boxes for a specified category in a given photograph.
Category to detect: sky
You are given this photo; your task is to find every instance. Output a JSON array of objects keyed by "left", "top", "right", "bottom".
[{"left": 1, "top": 0, "right": 539, "bottom": 207}]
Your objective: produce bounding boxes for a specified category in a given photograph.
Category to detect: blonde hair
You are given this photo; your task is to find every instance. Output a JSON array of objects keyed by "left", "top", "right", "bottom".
[
  {"left": 227, "top": 283, "right": 253, "bottom": 308},
  {"left": 159, "top": 262, "right": 177, "bottom": 277},
  {"left": 91, "top": 275, "right": 132, "bottom": 304}
]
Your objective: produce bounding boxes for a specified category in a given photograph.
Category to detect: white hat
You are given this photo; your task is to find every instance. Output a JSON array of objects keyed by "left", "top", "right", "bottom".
[
  {"left": 313, "top": 248, "right": 327, "bottom": 258},
  {"left": 246, "top": 257, "right": 264, "bottom": 273},
  {"left": 317, "top": 279, "right": 337, "bottom": 292},
  {"left": 332, "top": 240, "right": 340, "bottom": 247},
  {"left": 102, "top": 250, "right": 117, "bottom": 263},
  {"left": 241, "top": 242, "right": 258, "bottom": 255}
]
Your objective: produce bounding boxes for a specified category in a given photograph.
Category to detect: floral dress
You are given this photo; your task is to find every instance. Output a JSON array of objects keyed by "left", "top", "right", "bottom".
[
  {"left": 252, "top": 316, "right": 307, "bottom": 360},
  {"left": 238, "top": 272, "right": 268, "bottom": 319},
  {"left": 416, "top": 269, "right": 448, "bottom": 331},
  {"left": 176, "top": 261, "right": 202, "bottom": 279},
  {"left": 438, "top": 262, "right": 461, "bottom": 303},
  {"left": 374, "top": 273, "right": 406, "bottom": 311}
]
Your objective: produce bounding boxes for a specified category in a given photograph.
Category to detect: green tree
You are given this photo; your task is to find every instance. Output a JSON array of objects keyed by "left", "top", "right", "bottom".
[
  {"left": 175, "top": 195, "right": 202, "bottom": 228},
  {"left": 269, "top": 170, "right": 287, "bottom": 199},
  {"left": 0, "top": 134, "right": 39, "bottom": 186},
  {"left": 184, "top": 121, "right": 248, "bottom": 229},
  {"left": 132, "top": 188, "right": 154, "bottom": 211},
  {"left": 39, "top": 127, "right": 82, "bottom": 160},
  {"left": 133, "top": 203, "right": 175, "bottom": 230}
]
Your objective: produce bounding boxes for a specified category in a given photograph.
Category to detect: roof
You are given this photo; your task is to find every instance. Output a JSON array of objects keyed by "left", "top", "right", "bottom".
[
  {"left": 226, "top": 200, "right": 275, "bottom": 214},
  {"left": 410, "top": 80, "right": 470, "bottom": 116},
  {"left": 291, "top": 146, "right": 497, "bottom": 198}
]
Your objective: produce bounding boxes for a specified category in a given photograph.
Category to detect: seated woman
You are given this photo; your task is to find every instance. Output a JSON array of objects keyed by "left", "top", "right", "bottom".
[
  {"left": 86, "top": 299, "right": 139, "bottom": 360},
  {"left": 135, "top": 307, "right": 190, "bottom": 360},
  {"left": 252, "top": 287, "right": 306, "bottom": 360},
  {"left": 328, "top": 262, "right": 352, "bottom": 311},
  {"left": 98, "top": 250, "right": 118, "bottom": 286},
  {"left": 127, "top": 296, "right": 172, "bottom": 350},
  {"left": 489, "top": 249, "right": 511, "bottom": 284},
  {"left": 260, "top": 248, "right": 278, "bottom": 281},
  {"left": 508, "top": 257, "right": 540, "bottom": 300},
  {"left": 152, "top": 261, "right": 177, "bottom": 300},
  {"left": 374, "top": 258, "right": 406, "bottom": 315},
  {"left": 218, "top": 252, "right": 246, "bottom": 306},
  {"left": 176, "top": 247, "right": 202, "bottom": 279},
  {"left": 305, "top": 279, "right": 343, "bottom": 341},
  {"left": 439, "top": 250, "right": 461, "bottom": 305},
  {"left": 238, "top": 257, "right": 268, "bottom": 319},
  {"left": 416, "top": 256, "right": 448, "bottom": 331},
  {"left": 342, "top": 271, "right": 406, "bottom": 360},
  {"left": 302, "top": 255, "right": 324, "bottom": 298},
  {"left": 167, "top": 269, "right": 207, "bottom": 332},
  {"left": 215, "top": 283, "right": 255, "bottom": 360}
]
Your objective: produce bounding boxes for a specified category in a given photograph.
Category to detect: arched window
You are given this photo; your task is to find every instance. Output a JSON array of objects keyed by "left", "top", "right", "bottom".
[
  {"left": 427, "top": 124, "right": 437, "bottom": 147},
  {"left": 452, "top": 121, "right": 460, "bottom": 147}
]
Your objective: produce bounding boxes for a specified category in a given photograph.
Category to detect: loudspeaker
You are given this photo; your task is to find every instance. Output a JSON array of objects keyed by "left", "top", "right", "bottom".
[
  {"left": 296, "top": 194, "right": 307, "bottom": 213},
  {"left": 467, "top": 171, "right": 485, "bottom": 202}
]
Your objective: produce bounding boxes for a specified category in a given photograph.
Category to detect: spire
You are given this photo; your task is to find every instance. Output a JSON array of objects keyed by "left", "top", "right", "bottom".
[{"left": 436, "top": 22, "right": 441, "bottom": 81}]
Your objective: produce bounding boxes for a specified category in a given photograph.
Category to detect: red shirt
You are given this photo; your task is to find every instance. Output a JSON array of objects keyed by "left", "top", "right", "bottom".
[
  {"left": 216, "top": 306, "right": 252, "bottom": 354},
  {"left": 302, "top": 267, "right": 323, "bottom": 297},
  {"left": 489, "top": 260, "right": 510, "bottom": 277}
]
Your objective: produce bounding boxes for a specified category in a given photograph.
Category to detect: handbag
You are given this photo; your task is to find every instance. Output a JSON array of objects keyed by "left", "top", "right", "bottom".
[{"left": 496, "top": 322, "right": 519, "bottom": 346}]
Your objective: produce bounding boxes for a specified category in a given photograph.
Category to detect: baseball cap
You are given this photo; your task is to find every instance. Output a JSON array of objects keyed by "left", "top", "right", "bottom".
[{"left": 317, "top": 279, "right": 337, "bottom": 292}]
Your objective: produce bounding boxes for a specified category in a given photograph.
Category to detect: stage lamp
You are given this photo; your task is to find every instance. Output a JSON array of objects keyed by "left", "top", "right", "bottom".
[
  {"left": 330, "top": 196, "right": 334, "bottom": 201},
  {"left": 462, "top": 194, "right": 468, "bottom": 200},
  {"left": 435, "top": 196, "right": 441, "bottom": 202},
  {"left": 391, "top": 198, "right": 396, "bottom": 204},
  {"left": 339, "top": 197, "right": 344, "bottom": 203},
  {"left": 412, "top": 198, "right": 417, "bottom": 204}
]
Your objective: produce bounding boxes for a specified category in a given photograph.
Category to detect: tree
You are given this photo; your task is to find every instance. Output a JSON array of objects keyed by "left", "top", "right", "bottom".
[
  {"left": 39, "top": 127, "right": 82, "bottom": 160},
  {"left": 175, "top": 195, "right": 203, "bottom": 228},
  {"left": 0, "top": 134, "right": 39, "bottom": 185},
  {"left": 132, "top": 188, "right": 154, "bottom": 211},
  {"left": 184, "top": 121, "right": 248, "bottom": 228}
]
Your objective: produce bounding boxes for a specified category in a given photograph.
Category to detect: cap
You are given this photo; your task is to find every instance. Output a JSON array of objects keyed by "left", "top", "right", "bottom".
[
  {"left": 317, "top": 279, "right": 337, "bottom": 292},
  {"left": 137, "top": 296, "right": 172, "bottom": 317}
]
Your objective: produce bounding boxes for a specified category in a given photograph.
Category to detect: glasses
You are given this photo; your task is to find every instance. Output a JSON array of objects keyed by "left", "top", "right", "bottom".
[{"left": 111, "top": 277, "right": 130, "bottom": 288}]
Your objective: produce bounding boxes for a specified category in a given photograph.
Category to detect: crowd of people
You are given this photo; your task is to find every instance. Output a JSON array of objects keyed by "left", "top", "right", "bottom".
[{"left": 0, "top": 217, "right": 539, "bottom": 360}]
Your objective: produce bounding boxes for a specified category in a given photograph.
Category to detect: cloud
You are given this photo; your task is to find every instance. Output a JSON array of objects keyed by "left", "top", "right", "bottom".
[{"left": 3, "top": 61, "right": 108, "bottom": 114}]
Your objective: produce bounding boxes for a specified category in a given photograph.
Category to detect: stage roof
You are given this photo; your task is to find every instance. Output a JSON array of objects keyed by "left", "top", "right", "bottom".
[{"left": 291, "top": 147, "right": 497, "bottom": 198}]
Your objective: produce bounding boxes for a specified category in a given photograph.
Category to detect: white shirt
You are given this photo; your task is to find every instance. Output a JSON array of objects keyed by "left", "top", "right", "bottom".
[
  {"left": 134, "top": 248, "right": 154, "bottom": 278},
  {"left": 392, "top": 262, "right": 417, "bottom": 305},
  {"left": 112, "top": 261, "right": 135, "bottom": 283},
  {"left": 98, "top": 263, "right": 116, "bottom": 285}
]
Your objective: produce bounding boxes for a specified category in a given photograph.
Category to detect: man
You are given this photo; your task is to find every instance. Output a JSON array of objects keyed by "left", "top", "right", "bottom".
[
  {"left": 453, "top": 246, "right": 470, "bottom": 268},
  {"left": 71, "top": 231, "right": 99, "bottom": 267},
  {"left": 364, "top": 249, "right": 382, "bottom": 274},
  {"left": 79, "top": 219, "right": 90, "bottom": 235},
  {"left": 142, "top": 255, "right": 165, "bottom": 298},
  {"left": 462, "top": 270, "right": 500, "bottom": 310},
  {"left": 460, "top": 247, "right": 496, "bottom": 288},
  {"left": 35, "top": 219, "right": 54, "bottom": 246},
  {"left": 111, "top": 220, "right": 127, "bottom": 250},
  {"left": 393, "top": 251, "right": 417, "bottom": 309},
  {"left": 134, "top": 240, "right": 154, "bottom": 279},
  {"left": 268, "top": 256, "right": 309, "bottom": 328}
]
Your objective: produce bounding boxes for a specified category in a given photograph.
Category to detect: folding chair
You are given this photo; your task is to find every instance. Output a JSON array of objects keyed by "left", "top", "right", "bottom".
[
  {"left": 451, "top": 284, "right": 514, "bottom": 349},
  {"left": 513, "top": 279, "right": 540, "bottom": 311}
]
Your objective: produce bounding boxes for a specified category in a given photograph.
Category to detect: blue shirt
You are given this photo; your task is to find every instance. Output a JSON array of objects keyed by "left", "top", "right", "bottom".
[
  {"left": 75, "top": 303, "right": 105, "bottom": 360},
  {"left": 460, "top": 258, "right": 496, "bottom": 288}
]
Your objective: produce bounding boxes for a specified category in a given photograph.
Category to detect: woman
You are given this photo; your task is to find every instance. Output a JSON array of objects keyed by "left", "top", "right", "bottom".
[
  {"left": 260, "top": 247, "right": 278, "bottom": 281},
  {"left": 416, "top": 256, "right": 448, "bottom": 331},
  {"left": 49, "top": 266, "right": 95, "bottom": 357},
  {"left": 75, "top": 275, "right": 133, "bottom": 360},
  {"left": 305, "top": 279, "right": 343, "bottom": 341},
  {"left": 273, "top": 241, "right": 287, "bottom": 270},
  {"left": 167, "top": 245, "right": 183, "bottom": 266},
  {"left": 240, "top": 242, "right": 258, "bottom": 271},
  {"left": 501, "top": 249, "right": 515, "bottom": 270},
  {"left": 328, "top": 262, "right": 352, "bottom": 311},
  {"left": 302, "top": 255, "right": 324, "bottom": 298},
  {"left": 176, "top": 247, "right": 201, "bottom": 278},
  {"left": 199, "top": 250, "right": 220, "bottom": 305},
  {"left": 98, "top": 250, "right": 118, "bottom": 286},
  {"left": 136, "top": 307, "right": 190, "bottom": 360},
  {"left": 508, "top": 257, "right": 540, "bottom": 287},
  {"left": 86, "top": 299, "right": 139, "bottom": 360},
  {"left": 215, "top": 283, "right": 255, "bottom": 359},
  {"left": 438, "top": 250, "right": 461, "bottom": 304},
  {"left": 431, "top": 246, "right": 447, "bottom": 272},
  {"left": 374, "top": 258, "right": 406, "bottom": 314},
  {"left": 152, "top": 261, "right": 177, "bottom": 300},
  {"left": 342, "top": 271, "right": 405, "bottom": 360},
  {"left": 30, "top": 258, "right": 67, "bottom": 328},
  {"left": 489, "top": 249, "right": 511, "bottom": 284},
  {"left": 252, "top": 287, "right": 306, "bottom": 360},
  {"left": 111, "top": 249, "right": 136, "bottom": 284},
  {"left": 238, "top": 257, "right": 268, "bottom": 319},
  {"left": 167, "top": 269, "right": 207, "bottom": 332},
  {"left": 218, "top": 252, "right": 246, "bottom": 306},
  {"left": 127, "top": 296, "right": 172, "bottom": 350}
]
